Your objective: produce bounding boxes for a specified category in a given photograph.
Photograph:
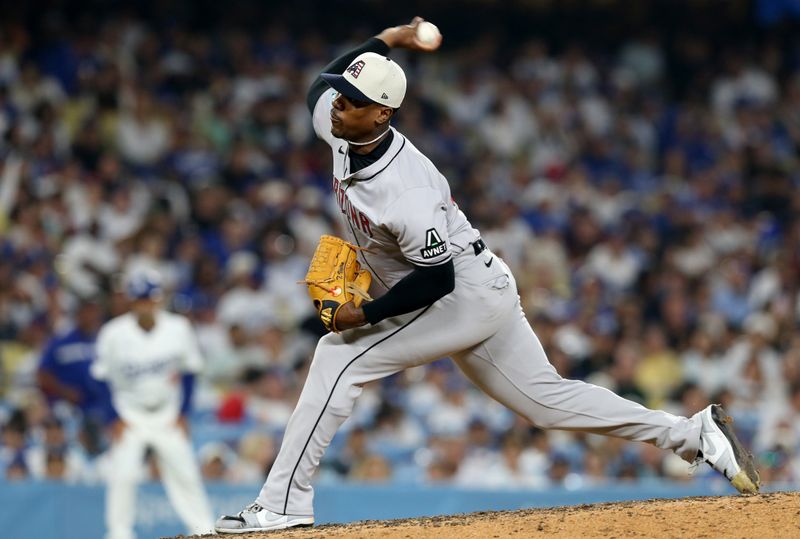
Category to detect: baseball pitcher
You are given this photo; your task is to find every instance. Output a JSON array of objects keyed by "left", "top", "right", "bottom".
[
  {"left": 91, "top": 271, "right": 214, "bottom": 539},
  {"left": 216, "top": 17, "right": 759, "bottom": 533}
]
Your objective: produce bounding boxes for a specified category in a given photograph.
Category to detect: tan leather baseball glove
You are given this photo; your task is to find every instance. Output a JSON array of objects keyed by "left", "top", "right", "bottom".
[{"left": 301, "top": 235, "right": 372, "bottom": 332}]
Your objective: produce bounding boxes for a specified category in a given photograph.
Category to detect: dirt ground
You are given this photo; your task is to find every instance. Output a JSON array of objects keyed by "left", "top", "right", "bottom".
[{"left": 175, "top": 492, "right": 800, "bottom": 539}]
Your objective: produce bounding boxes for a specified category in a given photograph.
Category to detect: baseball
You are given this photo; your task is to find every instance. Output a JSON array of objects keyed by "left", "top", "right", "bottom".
[{"left": 416, "top": 21, "right": 440, "bottom": 45}]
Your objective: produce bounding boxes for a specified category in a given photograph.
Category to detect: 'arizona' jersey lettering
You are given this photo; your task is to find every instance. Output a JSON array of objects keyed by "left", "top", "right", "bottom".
[{"left": 333, "top": 176, "right": 373, "bottom": 237}]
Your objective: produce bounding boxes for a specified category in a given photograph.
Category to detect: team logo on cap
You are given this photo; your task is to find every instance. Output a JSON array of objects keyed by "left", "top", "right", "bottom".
[{"left": 346, "top": 60, "right": 365, "bottom": 79}]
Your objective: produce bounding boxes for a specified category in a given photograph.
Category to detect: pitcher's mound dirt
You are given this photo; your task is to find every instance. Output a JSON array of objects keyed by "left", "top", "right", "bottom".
[{"left": 181, "top": 491, "right": 800, "bottom": 539}]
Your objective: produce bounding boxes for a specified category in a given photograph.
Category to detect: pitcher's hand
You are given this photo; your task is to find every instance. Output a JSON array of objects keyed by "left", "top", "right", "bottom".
[
  {"left": 376, "top": 17, "right": 442, "bottom": 52},
  {"left": 333, "top": 301, "right": 368, "bottom": 331}
]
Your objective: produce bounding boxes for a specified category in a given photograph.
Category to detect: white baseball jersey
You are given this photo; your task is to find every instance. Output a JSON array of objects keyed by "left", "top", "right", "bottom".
[
  {"left": 91, "top": 311, "right": 203, "bottom": 427},
  {"left": 313, "top": 89, "right": 479, "bottom": 294}
]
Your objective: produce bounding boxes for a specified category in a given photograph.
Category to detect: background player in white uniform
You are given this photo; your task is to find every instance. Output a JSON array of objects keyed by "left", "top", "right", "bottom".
[
  {"left": 91, "top": 271, "right": 214, "bottom": 539},
  {"left": 216, "top": 17, "right": 759, "bottom": 534}
]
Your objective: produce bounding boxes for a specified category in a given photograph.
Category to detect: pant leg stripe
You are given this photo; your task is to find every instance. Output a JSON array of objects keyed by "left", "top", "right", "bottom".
[{"left": 283, "top": 305, "right": 432, "bottom": 514}]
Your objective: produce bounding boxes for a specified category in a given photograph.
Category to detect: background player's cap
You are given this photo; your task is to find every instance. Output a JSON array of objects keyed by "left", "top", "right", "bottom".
[
  {"left": 126, "top": 270, "right": 164, "bottom": 301},
  {"left": 321, "top": 52, "right": 407, "bottom": 109}
]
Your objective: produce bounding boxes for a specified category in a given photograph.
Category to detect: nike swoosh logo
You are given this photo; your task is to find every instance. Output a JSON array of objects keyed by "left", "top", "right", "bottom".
[
  {"left": 484, "top": 257, "right": 493, "bottom": 268},
  {"left": 338, "top": 147, "right": 345, "bottom": 154}
]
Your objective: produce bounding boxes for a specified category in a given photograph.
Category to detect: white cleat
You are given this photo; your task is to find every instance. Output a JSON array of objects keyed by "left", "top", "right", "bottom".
[
  {"left": 215, "top": 502, "right": 314, "bottom": 534},
  {"left": 694, "top": 404, "right": 760, "bottom": 494}
]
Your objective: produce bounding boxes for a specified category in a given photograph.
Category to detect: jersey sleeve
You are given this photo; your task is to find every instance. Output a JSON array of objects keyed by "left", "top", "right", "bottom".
[
  {"left": 383, "top": 187, "right": 452, "bottom": 266},
  {"left": 180, "top": 318, "right": 204, "bottom": 374},
  {"left": 90, "top": 326, "right": 112, "bottom": 381},
  {"left": 311, "top": 89, "right": 338, "bottom": 148}
]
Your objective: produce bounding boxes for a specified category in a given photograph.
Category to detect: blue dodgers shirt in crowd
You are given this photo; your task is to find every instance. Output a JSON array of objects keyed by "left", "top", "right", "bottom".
[{"left": 38, "top": 328, "right": 113, "bottom": 421}]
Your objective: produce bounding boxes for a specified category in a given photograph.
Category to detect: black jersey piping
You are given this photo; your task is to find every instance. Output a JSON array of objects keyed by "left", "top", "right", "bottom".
[
  {"left": 347, "top": 218, "right": 390, "bottom": 289},
  {"left": 282, "top": 304, "right": 432, "bottom": 513}
]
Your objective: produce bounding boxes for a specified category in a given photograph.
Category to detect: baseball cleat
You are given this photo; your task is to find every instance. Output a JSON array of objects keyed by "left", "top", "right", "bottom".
[
  {"left": 215, "top": 502, "right": 314, "bottom": 534},
  {"left": 694, "top": 404, "right": 760, "bottom": 494}
]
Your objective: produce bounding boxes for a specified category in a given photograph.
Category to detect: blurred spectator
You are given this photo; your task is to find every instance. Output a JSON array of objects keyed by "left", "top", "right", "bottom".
[
  {"left": 328, "top": 427, "right": 370, "bottom": 477},
  {"left": 57, "top": 221, "right": 118, "bottom": 298},
  {"left": 635, "top": 325, "right": 683, "bottom": 408},
  {"left": 725, "top": 312, "right": 785, "bottom": 407},
  {"left": 205, "top": 324, "right": 267, "bottom": 390},
  {"left": 604, "top": 340, "right": 646, "bottom": 404},
  {"left": 241, "top": 367, "right": 294, "bottom": 429},
  {"left": 25, "top": 416, "right": 88, "bottom": 482},
  {"left": 216, "top": 251, "right": 274, "bottom": 331},
  {"left": 426, "top": 375, "right": 475, "bottom": 436},
  {"left": 711, "top": 259, "right": 753, "bottom": 327},
  {"left": 426, "top": 434, "right": 466, "bottom": 484},
  {"left": 585, "top": 230, "right": 642, "bottom": 292},
  {"left": 43, "top": 448, "right": 68, "bottom": 480},
  {"left": 1, "top": 323, "right": 48, "bottom": 399},
  {"left": 1, "top": 409, "right": 27, "bottom": 476},
  {"left": 5, "top": 454, "right": 29, "bottom": 481},
  {"left": 258, "top": 229, "right": 315, "bottom": 328},
  {"left": 548, "top": 454, "right": 572, "bottom": 485},
  {"left": 36, "top": 298, "right": 112, "bottom": 424},
  {"left": 199, "top": 442, "right": 235, "bottom": 482},
  {"left": 349, "top": 454, "right": 392, "bottom": 483},
  {"left": 681, "top": 330, "right": 726, "bottom": 396},
  {"left": 228, "top": 431, "right": 276, "bottom": 484},
  {"left": 288, "top": 187, "right": 333, "bottom": 257},
  {"left": 581, "top": 448, "right": 610, "bottom": 486},
  {"left": 371, "top": 401, "right": 425, "bottom": 451},
  {"left": 674, "top": 383, "right": 711, "bottom": 417},
  {"left": 116, "top": 90, "right": 170, "bottom": 168},
  {"left": 458, "top": 432, "right": 541, "bottom": 488}
]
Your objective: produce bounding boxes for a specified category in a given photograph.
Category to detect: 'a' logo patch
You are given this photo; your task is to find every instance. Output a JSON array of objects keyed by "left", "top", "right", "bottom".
[
  {"left": 420, "top": 228, "right": 447, "bottom": 259},
  {"left": 346, "top": 60, "right": 365, "bottom": 79}
]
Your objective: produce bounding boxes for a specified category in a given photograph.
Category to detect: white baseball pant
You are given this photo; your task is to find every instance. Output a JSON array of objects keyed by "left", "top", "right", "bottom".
[
  {"left": 257, "top": 247, "right": 702, "bottom": 515},
  {"left": 104, "top": 422, "right": 214, "bottom": 539}
]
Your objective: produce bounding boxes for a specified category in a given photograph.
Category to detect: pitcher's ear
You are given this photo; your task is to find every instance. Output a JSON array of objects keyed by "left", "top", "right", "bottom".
[{"left": 375, "top": 106, "right": 394, "bottom": 127}]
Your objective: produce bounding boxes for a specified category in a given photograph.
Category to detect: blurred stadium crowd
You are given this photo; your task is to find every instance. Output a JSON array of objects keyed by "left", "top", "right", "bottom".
[{"left": 1, "top": 3, "right": 799, "bottom": 491}]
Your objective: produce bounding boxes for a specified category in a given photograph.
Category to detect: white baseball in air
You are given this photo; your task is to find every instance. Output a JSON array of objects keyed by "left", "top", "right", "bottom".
[{"left": 416, "top": 21, "right": 440, "bottom": 45}]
